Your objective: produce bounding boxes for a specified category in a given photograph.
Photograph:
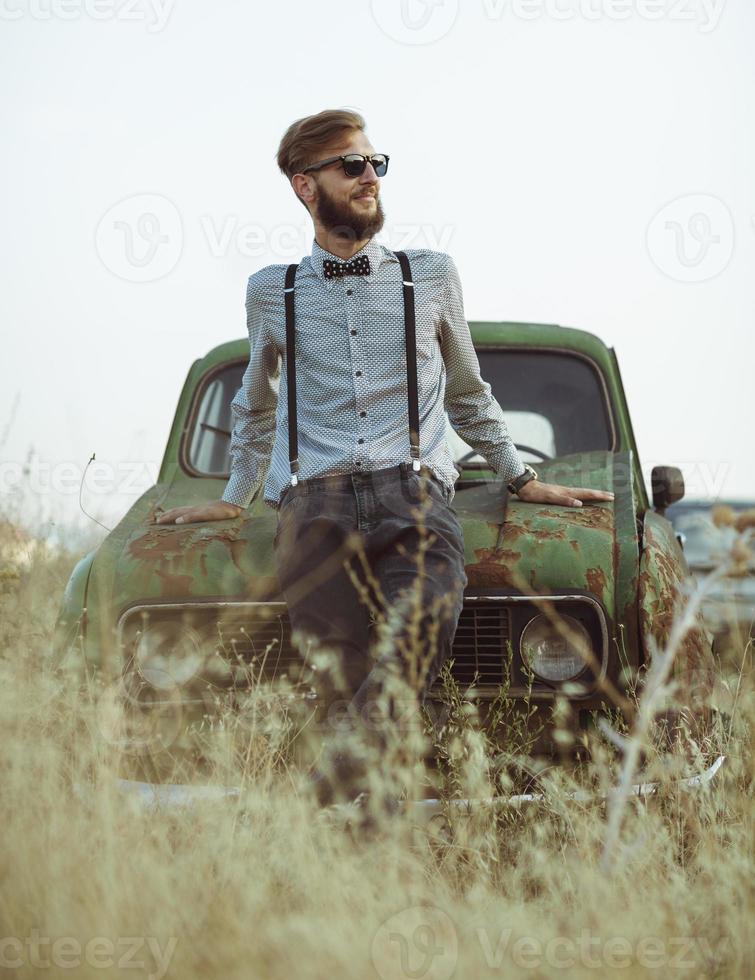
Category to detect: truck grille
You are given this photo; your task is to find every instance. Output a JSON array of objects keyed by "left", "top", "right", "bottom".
[
  {"left": 120, "top": 601, "right": 513, "bottom": 694},
  {"left": 441, "top": 604, "right": 511, "bottom": 687}
]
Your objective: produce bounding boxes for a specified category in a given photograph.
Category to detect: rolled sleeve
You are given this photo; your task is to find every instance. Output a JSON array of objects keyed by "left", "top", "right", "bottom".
[
  {"left": 439, "top": 254, "right": 524, "bottom": 485},
  {"left": 221, "top": 274, "right": 280, "bottom": 508}
]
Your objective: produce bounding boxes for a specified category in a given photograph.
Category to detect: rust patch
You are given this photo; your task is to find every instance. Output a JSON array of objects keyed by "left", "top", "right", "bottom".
[
  {"left": 491, "top": 503, "right": 612, "bottom": 545},
  {"left": 473, "top": 546, "right": 522, "bottom": 565},
  {"left": 466, "top": 561, "right": 519, "bottom": 588},
  {"left": 510, "top": 504, "right": 613, "bottom": 534},
  {"left": 496, "top": 521, "right": 567, "bottom": 544},
  {"left": 554, "top": 505, "right": 614, "bottom": 533},
  {"left": 586, "top": 566, "right": 608, "bottom": 597},
  {"left": 639, "top": 571, "right": 713, "bottom": 673},
  {"left": 128, "top": 523, "right": 248, "bottom": 575},
  {"left": 225, "top": 538, "right": 250, "bottom": 575},
  {"left": 129, "top": 525, "right": 239, "bottom": 559}
]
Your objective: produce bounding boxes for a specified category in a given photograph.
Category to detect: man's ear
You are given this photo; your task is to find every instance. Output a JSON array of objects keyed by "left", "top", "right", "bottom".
[{"left": 292, "top": 173, "right": 316, "bottom": 209}]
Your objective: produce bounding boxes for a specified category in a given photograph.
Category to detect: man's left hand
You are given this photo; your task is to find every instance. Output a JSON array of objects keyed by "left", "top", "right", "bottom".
[{"left": 515, "top": 480, "right": 614, "bottom": 508}]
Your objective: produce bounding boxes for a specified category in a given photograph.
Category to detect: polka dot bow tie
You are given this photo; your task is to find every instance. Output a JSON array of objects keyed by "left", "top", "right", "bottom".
[{"left": 322, "top": 255, "right": 371, "bottom": 280}]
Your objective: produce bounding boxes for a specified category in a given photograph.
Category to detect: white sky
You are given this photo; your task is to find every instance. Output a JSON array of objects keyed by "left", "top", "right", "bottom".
[{"left": 1, "top": 0, "right": 753, "bottom": 543}]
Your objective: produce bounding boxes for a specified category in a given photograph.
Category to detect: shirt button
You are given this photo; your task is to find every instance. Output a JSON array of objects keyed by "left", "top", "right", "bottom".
[
  {"left": 356, "top": 461, "right": 362, "bottom": 467},
  {"left": 350, "top": 329, "right": 357, "bottom": 336},
  {"left": 355, "top": 370, "right": 362, "bottom": 377},
  {"left": 358, "top": 438, "right": 364, "bottom": 444},
  {"left": 359, "top": 411, "right": 367, "bottom": 417},
  {"left": 346, "top": 289, "right": 353, "bottom": 296}
]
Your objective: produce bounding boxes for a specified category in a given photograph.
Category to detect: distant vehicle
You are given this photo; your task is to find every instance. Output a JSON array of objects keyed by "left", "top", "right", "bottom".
[
  {"left": 667, "top": 499, "right": 755, "bottom": 655},
  {"left": 53, "top": 321, "right": 713, "bottom": 773}
]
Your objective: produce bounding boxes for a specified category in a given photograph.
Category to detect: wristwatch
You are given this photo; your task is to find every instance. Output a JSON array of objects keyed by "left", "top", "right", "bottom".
[{"left": 507, "top": 464, "right": 538, "bottom": 496}]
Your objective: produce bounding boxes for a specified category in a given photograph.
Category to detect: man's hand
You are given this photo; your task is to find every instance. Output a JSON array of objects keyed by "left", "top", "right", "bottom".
[
  {"left": 516, "top": 480, "right": 614, "bottom": 508},
  {"left": 150, "top": 500, "right": 245, "bottom": 525}
]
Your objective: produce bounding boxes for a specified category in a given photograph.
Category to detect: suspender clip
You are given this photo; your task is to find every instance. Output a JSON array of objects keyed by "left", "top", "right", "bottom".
[{"left": 412, "top": 459, "right": 421, "bottom": 472}]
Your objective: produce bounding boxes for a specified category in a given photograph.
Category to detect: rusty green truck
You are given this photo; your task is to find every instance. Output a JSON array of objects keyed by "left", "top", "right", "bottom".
[{"left": 54, "top": 322, "right": 710, "bottom": 765}]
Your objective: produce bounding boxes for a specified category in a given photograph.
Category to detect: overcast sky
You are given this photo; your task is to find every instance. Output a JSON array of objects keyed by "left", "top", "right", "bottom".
[{"left": 1, "top": 0, "right": 753, "bottom": 543}]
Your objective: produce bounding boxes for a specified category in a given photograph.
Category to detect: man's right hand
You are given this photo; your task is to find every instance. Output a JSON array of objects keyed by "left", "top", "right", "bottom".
[{"left": 150, "top": 500, "right": 245, "bottom": 525}]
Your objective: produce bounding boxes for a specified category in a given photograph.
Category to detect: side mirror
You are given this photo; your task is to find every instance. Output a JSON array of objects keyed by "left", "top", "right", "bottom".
[{"left": 651, "top": 465, "right": 685, "bottom": 515}]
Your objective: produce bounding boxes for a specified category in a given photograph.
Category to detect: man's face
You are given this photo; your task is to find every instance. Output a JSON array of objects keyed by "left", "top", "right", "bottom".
[{"left": 302, "top": 129, "right": 385, "bottom": 242}]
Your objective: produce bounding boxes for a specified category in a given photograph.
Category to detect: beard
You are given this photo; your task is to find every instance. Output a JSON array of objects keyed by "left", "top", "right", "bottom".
[{"left": 313, "top": 181, "right": 386, "bottom": 243}]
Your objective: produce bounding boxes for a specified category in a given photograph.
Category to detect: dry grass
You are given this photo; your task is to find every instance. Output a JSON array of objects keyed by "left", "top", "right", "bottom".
[{"left": 0, "top": 511, "right": 753, "bottom": 980}]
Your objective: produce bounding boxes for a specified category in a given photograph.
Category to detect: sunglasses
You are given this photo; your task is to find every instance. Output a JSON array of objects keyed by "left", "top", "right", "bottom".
[{"left": 301, "top": 152, "right": 390, "bottom": 178}]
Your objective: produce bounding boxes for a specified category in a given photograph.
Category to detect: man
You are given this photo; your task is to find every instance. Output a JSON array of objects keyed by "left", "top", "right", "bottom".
[{"left": 154, "top": 109, "right": 613, "bottom": 807}]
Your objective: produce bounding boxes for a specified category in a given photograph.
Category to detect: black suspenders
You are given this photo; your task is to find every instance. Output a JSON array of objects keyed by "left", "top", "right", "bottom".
[
  {"left": 395, "top": 250, "right": 421, "bottom": 473},
  {"left": 283, "top": 263, "right": 300, "bottom": 484},
  {"left": 282, "top": 250, "right": 420, "bottom": 488}
]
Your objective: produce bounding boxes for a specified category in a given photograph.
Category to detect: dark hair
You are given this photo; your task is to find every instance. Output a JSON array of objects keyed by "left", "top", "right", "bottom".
[{"left": 277, "top": 109, "right": 366, "bottom": 209}]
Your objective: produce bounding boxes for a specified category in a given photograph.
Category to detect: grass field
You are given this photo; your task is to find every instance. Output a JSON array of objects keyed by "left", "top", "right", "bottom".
[{"left": 0, "top": 513, "right": 752, "bottom": 979}]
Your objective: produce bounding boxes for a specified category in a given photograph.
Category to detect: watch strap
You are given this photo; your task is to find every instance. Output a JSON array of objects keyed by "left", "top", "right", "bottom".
[{"left": 507, "top": 465, "right": 537, "bottom": 495}]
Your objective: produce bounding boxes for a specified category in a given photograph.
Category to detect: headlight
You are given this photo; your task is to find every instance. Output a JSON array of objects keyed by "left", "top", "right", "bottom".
[
  {"left": 134, "top": 622, "right": 206, "bottom": 690},
  {"left": 520, "top": 614, "right": 590, "bottom": 682}
]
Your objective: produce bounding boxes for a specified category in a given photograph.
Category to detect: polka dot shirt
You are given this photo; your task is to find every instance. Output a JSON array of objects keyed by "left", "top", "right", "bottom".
[{"left": 221, "top": 237, "right": 525, "bottom": 510}]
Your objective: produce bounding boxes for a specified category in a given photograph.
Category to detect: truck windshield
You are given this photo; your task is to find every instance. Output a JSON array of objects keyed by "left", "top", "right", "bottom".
[{"left": 186, "top": 348, "right": 614, "bottom": 477}]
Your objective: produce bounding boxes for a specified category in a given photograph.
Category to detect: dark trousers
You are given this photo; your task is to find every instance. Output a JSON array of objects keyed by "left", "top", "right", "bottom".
[{"left": 272, "top": 462, "right": 468, "bottom": 802}]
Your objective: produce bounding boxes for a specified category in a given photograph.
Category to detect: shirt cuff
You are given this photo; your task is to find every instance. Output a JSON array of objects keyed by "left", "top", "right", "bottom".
[
  {"left": 221, "top": 474, "right": 256, "bottom": 509},
  {"left": 494, "top": 447, "right": 527, "bottom": 486}
]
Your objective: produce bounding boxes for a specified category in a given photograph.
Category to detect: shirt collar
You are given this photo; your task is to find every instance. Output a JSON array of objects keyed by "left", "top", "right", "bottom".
[{"left": 310, "top": 236, "right": 386, "bottom": 280}]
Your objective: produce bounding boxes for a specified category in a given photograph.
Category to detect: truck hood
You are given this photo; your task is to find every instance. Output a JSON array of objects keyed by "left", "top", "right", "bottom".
[{"left": 87, "top": 452, "right": 637, "bottom": 662}]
